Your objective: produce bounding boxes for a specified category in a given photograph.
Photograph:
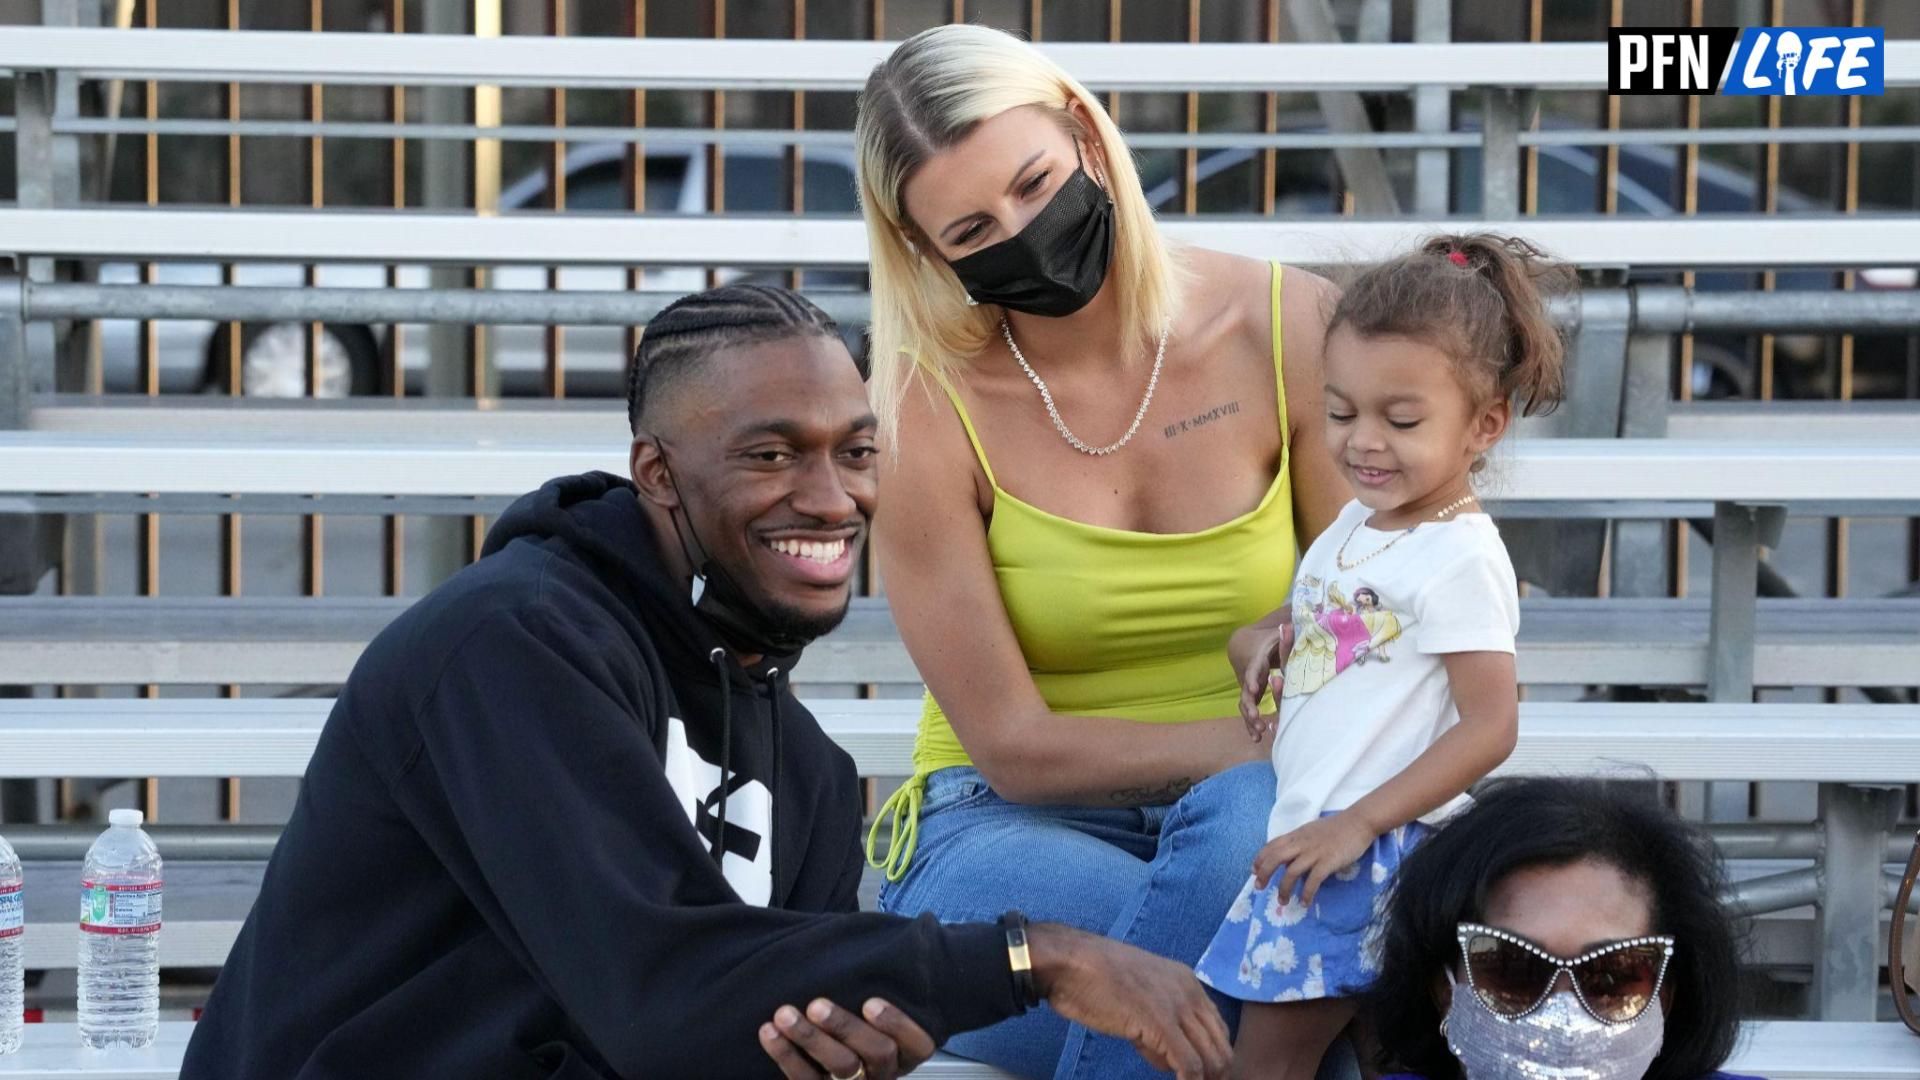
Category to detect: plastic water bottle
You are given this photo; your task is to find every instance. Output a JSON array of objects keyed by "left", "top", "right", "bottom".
[
  {"left": 0, "top": 831, "right": 21, "bottom": 1055},
  {"left": 77, "top": 810, "right": 161, "bottom": 1050}
]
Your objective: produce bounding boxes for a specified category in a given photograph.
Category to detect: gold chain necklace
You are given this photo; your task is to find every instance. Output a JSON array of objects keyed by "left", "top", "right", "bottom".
[{"left": 1335, "top": 494, "right": 1478, "bottom": 571}]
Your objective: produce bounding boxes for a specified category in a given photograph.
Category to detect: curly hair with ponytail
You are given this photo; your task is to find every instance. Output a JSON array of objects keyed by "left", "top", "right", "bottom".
[{"left": 1328, "top": 233, "right": 1570, "bottom": 422}]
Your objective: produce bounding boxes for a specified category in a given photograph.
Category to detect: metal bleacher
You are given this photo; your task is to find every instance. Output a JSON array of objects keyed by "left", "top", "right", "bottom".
[{"left": 2, "top": 25, "right": 1919, "bottom": 1080}]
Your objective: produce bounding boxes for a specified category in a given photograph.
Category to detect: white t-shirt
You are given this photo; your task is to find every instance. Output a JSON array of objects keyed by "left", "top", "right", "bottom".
[{"left": 1266, "top": 499, "right": 1519, "bottom": 841}]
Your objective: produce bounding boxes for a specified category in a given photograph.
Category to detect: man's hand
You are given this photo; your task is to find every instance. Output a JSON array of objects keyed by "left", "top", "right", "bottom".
[
  {"left": 1029, "top": 923, "right": 1232, "bottom": 1080},
  {"left": 758, "top": 997, "right": 935, "bottom": 1080},
  {"left": 1231, "top": 622, "right": 1294, "bottom": 739},
  {"left": 1252, "top": 811, "right": 1376, "bottom": 909}
]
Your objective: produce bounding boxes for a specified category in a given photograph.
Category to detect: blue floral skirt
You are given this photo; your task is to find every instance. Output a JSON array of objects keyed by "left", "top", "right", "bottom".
[{"left": 1194, "top": 816, "right": 1428, "bottom": 1003}]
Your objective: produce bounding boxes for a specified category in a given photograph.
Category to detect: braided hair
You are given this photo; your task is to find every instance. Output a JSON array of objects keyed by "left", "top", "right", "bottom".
[{"left": 627, "top": 284, "right": 843, "bottom": 435}]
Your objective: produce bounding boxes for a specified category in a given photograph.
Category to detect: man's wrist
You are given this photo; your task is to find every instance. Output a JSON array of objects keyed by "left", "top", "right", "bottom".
[{"left": 1022, "top": 921, "right": 1084, "bottom": 1001}]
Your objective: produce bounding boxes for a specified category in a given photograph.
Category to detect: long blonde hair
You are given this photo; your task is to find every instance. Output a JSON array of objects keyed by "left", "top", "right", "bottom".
[{"left": 855, "top": 23, "right": 1182, "bottom": 439}]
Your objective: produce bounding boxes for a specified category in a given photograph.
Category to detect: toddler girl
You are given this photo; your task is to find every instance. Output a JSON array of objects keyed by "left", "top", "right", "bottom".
[{"left": 1195, "top": 233, "right": 1569, "bottom": 1079}]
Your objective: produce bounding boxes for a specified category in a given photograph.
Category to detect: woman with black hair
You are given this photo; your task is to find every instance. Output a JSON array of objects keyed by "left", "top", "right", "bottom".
[{"left": 1367, "top": 777, "right": 1760, "bottom": 1080}]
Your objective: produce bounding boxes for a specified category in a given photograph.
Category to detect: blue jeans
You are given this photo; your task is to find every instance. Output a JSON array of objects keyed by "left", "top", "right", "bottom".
[{"left": 878, "top": 762, "right": 1359, "bottom": 1080}]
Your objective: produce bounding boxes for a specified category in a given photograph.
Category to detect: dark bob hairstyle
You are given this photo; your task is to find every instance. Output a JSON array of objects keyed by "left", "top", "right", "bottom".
[{"left": 1367, "top": 777, "right": 1744, "bottom": 1080}]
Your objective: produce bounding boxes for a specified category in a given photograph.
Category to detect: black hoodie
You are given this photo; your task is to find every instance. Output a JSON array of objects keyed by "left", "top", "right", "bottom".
[{"left": 183, "top": 473, "right": 1019, "bottom": 1079}]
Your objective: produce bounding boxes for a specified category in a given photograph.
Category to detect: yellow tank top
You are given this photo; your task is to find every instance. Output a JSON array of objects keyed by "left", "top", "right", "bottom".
[{"left": 867, "top": 263, "right": 1299, "bottom": 879}]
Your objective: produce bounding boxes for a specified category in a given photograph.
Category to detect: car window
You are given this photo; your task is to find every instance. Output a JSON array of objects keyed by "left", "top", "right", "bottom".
[
  {"left": 557, "top": 155, "right": 689, "bottom": 212},
  {"left": 802, "top": 158, "right": 859, "bottom": 213},
  {"left": 1454, "top": 147, "right": 1662, "bottom": 216},
  {"left": 723, "top": 154, "right": 785, "bottom": 212}
]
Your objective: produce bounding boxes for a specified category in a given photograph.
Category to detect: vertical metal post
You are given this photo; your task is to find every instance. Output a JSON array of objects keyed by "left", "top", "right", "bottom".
[
  {"left": 1759, "top": 0, "right": 1782, "bottom": 399},
  {"left": 0, "top": 279, "right": 24, "bottom": 431},
  {"left": 1412, "top": 0, "right": 1451, "bottom": 216},
  {"left": 135, "top": 0, "right": 162, "bottom": 821},
  {"left": 218, "top": 0, "right": 246, "bottom": 825},
  {"left": 705, "top": 0, "right": 726, "bottom": 290},
  {"left": 11, "top": 70, "right": 61, "bottom": 391},
  {"left": 546, "top": 0, "right": 568, "bottom": 400},
  {"left": 1706, "top": 501, "right": 1781, "bottom": 824},
  {"left": 1814, "top": 783, "right": 1898, "bottom": 1019},
  {"left": 1505, "top": 289, "right": 1627, "bottom": 597},
  {"left": 1259, "top": 0, "right": 1279, "bottom": 216},
  {"left": 1183, "top": 0, "right": 1198, "bottom": 216},
  {"left": 11, "top": 71, "right": 64, "bottom": 594},
  {"left": 384, "top": 0, "right": 408, "bottom": 599},
  {"left": 788, "top": 0, "right": 806, "bottom": 292},
  {"left": 40, "top": 0, "right": 100, "bottom": 833},
  {"left": 1705, "top": 501, "right": 1768, "bottom": 705},
  {"left": 1105, "top": 0, "right": 1121, "bottom": 122},
  {"left": 626, "top": 0, "right": 647, "bottom": 364},
  {"left": 1608, "top": 332, "right": 1672, "bottom": 599},
  {"left": 423, "top": 0, "right": 474, "bottom": 587},
  {"left": 1479, "top": 86, "right": 1528, "bottom": 219},
  {"left": 1522, "top": 0, "right": 1540, "bottom": 214},
  {"left": 0, "top": 268, "right": 41, "bottom": 826},
  {"left": 1668, "top": 2, "right": 1703, "bottom": 636},
  {"left": 1809, "top": 4, "right": 1886, "bottom": 1019}
]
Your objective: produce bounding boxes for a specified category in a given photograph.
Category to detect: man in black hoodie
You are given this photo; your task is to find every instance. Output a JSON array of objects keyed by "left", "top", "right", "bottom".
[{"left": 184, "top": 285, "right": 1231, "bottom": 1080}]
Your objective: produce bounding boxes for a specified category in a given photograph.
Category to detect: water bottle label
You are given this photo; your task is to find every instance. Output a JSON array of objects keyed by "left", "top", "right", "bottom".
[
  {"left": 78, "top": 880, "right": 162, "bottom": 935},
  {"left": 0, "top": 883, "right": 20, "bottom": 939}
]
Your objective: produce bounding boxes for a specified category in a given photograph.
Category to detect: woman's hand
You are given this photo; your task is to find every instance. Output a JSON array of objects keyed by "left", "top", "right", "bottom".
[
  {"left": 1231, "top": 622, "right": 1294, "bottom": 739},
  {"left": 758, "top": 997, "right": 936, "bottom": 1080},
  {"left": 1252, "top": 811, "right": 1377, "bottom": 909}
]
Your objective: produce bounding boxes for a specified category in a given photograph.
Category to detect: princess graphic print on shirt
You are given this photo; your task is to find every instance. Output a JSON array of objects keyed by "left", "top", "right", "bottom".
[{"left": 1282, "top": 578, "right": 1405, "bottom": 696}]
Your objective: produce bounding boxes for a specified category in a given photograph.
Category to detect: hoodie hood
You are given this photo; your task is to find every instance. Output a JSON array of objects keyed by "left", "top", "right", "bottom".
[{"left": 482, "top": 470, "right": 799, "bottom": 681}]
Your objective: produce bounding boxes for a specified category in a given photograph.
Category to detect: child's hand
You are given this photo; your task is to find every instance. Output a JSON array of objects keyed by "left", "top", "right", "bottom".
[
  {"left": 1251, "top": 812, "right": 1377, "bottom": 909},
  {"left": 1232, "top": 623, "right": 1294, "bottom": 740}
]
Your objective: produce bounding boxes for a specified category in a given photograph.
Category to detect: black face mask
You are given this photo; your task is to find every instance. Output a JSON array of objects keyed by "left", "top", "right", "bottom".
[
  {"left": 655, "top": 449, "right": 814, "bottom": 660},
  {"left": 949, "top": 163, "right": 1114, "bottom": 319}
]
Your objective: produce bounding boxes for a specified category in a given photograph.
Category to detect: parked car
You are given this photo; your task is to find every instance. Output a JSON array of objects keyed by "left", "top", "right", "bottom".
[
  {"left": 99, "top": 126, "right": 1908, "bottom": 401},
  {"left": 95, "top": 140, "right": 865, "bottom": 398},
  {"left": 1142, "top": 133, "right": 1910, "bottom": 400}
]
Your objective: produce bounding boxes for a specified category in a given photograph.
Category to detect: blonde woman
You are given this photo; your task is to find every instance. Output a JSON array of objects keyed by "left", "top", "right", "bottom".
[{"left": 856, "top": 23, "right": 1350, "bottom": 1080}]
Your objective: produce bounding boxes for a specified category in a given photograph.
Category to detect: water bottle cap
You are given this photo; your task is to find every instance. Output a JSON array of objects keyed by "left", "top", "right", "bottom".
[{"left": 109, "top": 809, "right": 144, "bottom": 828}]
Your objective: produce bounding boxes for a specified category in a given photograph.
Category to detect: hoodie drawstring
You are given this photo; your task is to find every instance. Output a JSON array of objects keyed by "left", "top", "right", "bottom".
[
  {"left": 766, "top": 667, "right": 784, "bottom": 903},
  {"left": 707, "top": 653, "right": 786, "bottom": 902},
  {"left": 707, "top": 647, "right": 730, "bottom": 868}
]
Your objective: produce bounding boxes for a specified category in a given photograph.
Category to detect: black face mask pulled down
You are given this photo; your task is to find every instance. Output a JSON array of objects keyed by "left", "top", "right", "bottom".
[
  {"left": 656, "top": 453, "right": 814, "bottom": 660},
  {"left": 948, "top": 164, "right": 1115, "bottom": 319}
]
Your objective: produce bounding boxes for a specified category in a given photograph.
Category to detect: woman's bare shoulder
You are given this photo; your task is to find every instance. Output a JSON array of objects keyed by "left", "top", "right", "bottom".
[
  {"left": 887, "top": 361, "right": 993, "bottom": 516},
  {"left": 1175, "top": 247, "right": 1276, "bottom": 348}
]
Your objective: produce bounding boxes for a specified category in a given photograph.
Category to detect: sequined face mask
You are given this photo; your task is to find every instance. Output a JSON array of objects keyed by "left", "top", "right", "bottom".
[{"left": 1442, "top": 922, "right": 1673, "bottom": 1080}]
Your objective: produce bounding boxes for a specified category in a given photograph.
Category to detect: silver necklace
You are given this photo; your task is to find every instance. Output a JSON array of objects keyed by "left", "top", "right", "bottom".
[
  {"left": 1000, "top": 318, "right": 1167, "bottom": 457},
  {"left": 1335, "top": 494, "right": 1478, "bottom": 571}
]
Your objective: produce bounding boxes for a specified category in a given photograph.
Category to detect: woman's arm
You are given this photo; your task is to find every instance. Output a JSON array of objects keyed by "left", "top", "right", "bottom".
[
  {"left": 1277, "top": 268, "right": 1350, "bottom": 546},
  {"left": 877, "top": 375, "right": 1266, "bottom": 807}
]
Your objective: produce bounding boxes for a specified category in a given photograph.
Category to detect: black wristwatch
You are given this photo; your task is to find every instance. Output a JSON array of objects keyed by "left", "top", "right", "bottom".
[{"left": 1001, "top": 910, "right": 1042, "bottom": 1012}]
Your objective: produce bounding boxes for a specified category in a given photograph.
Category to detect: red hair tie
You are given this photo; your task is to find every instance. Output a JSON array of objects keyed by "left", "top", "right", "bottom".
[{"left": 1447, "top": 250, "right": 1470, "bottom": 267}]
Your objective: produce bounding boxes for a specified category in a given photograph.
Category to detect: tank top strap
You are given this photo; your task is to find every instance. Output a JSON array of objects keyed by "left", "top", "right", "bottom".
[
  {"left": 918, "top": 362, "right": 999, "bottom": 489},
  {"left": 1269, "top": 261, "right": 1290, "bottom": 439}
]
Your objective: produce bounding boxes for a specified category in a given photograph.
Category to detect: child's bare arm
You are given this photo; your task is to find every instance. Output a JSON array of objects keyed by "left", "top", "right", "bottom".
[
  {"left": 1256, "top": 650, "right": 1518, "bottom": 906},
  {"left": 1344, "top": 650, "right": 1519, "bottom": 836}
]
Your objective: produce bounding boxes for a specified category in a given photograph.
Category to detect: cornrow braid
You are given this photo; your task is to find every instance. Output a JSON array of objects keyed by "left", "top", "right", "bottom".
[{"left": 627, "top": 284, "right": 842, "bottom": 434}]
